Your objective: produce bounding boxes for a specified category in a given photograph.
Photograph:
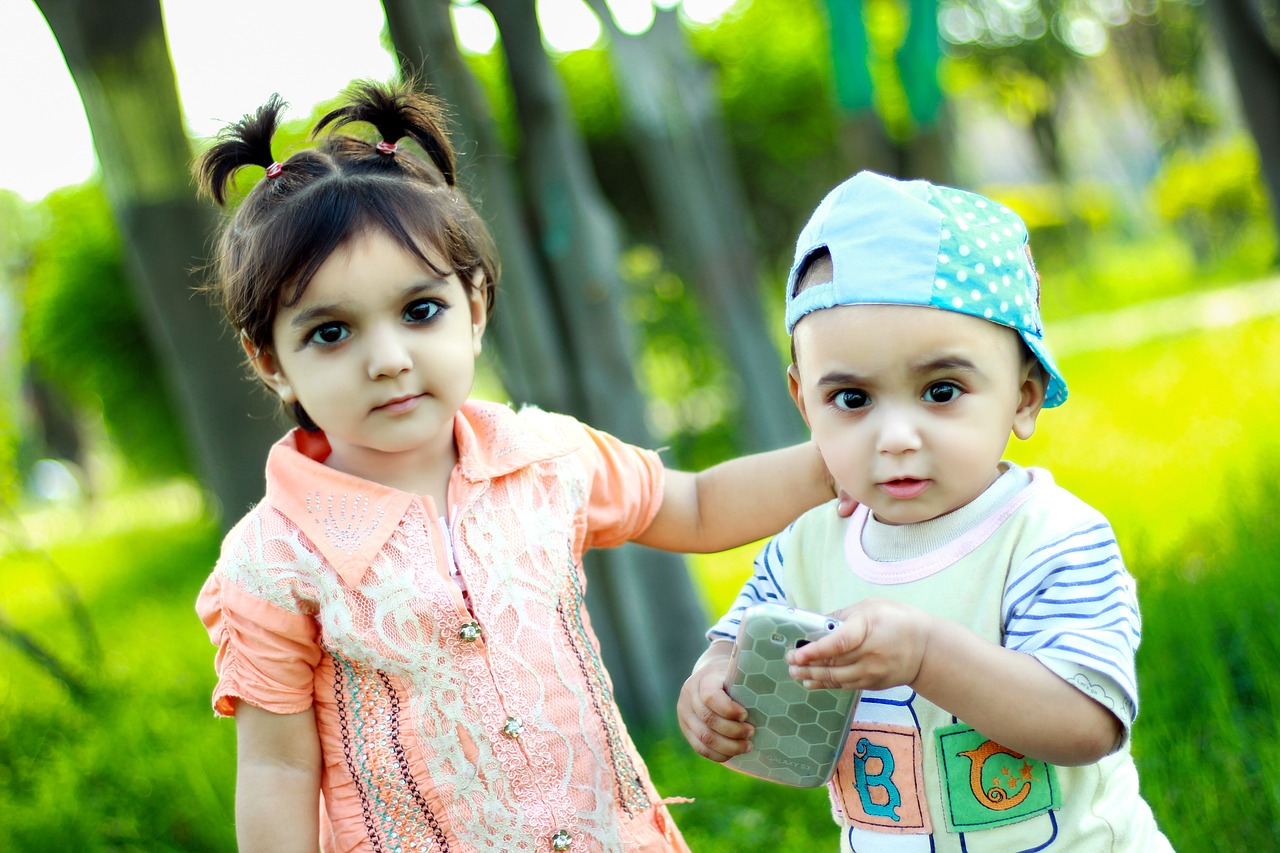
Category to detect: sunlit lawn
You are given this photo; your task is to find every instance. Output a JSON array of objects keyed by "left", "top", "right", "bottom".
[{"left": 2, "top": 310, "right": 1279, "bottom": 850}]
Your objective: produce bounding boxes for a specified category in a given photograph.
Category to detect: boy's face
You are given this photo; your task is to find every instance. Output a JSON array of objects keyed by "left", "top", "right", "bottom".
[{"left": 789, "top": 304, "right": 1045, "bottom": 525}]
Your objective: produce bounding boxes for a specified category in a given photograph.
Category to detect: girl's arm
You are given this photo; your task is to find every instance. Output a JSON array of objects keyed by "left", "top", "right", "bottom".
[
  {"left": 235, "top": 703, "right": 322, "bottom": 853},
  {"left": 787, "top": 599, "right": 1123, "bottom": 766},
  {"left": 634, "top": 441, "right": 835, "bottom": 553}
]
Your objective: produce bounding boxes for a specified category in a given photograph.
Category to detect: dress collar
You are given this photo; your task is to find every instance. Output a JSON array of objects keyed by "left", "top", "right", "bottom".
[{"left": 263, "top": 400, "right": 579, "bottom": 585}]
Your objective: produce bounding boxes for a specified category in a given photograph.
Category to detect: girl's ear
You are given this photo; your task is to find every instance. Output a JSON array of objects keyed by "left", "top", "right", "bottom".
[
  {"left": 467, "top": 270, "right": 489, "bottom": 357},
  {"left": 1012, "top": 361, "right": 1047, "bottom": 440},
  {"left": 241, "top": 333, "right": 297, "bottom": 404}
]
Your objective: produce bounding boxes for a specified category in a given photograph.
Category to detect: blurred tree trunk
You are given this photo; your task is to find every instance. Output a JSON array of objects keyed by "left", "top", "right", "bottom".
[
  {"left": 584, "top": 0, "right": 804, "bottom": 452},
  {"left": 33, "top": 0, "right": 283, "bottom": 523},
  {"left": 1207, "top": 0, "right": 1280, "bottom": 257},
  {"left": 384, "top": 0, "right": 708, "bottom": 728}
]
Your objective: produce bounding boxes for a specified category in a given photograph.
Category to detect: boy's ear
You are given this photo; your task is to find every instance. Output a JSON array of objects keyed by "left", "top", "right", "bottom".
[
  {"left": 1012, "top": 361, "right": 1047, "bottom": 440},
  {"left": 241, "top": 333, "right": 296, "bottom": 404},
  {"left": 787, "top": 363, "right": 812, "bottom": 428}
]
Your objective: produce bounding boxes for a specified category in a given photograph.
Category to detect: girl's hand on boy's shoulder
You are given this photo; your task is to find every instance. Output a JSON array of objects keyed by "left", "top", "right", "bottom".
[
  {"left": 677, "top": 645, "right": 753, "bottom": 763},
  {"left": 786, "top": 599, "right": 930, "bottom": 692}
]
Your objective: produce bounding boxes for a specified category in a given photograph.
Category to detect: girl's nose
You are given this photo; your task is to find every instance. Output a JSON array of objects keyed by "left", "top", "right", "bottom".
[
  {"left": 875, "top": 407, "right": 923, "bottom": 455},
  {"left": 366, "top": 328, "right": 413, "bottom": 379}
]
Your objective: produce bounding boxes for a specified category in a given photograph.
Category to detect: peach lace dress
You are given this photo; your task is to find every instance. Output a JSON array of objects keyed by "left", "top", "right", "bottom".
[{"left": 198, "top": 401, "right": 691, "bottom": 853}]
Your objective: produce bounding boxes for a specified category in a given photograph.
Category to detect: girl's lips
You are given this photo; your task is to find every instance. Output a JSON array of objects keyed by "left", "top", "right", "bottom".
[
  {"left": 373, "top": 394, "right": 423, "bottom": 415},
  {"left": 878, "top": 478, "right": 930, "bottom": 500}
]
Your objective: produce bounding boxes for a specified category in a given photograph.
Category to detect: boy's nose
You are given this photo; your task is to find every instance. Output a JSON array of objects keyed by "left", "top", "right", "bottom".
[
  {"left": 875, "top": 407, "right": 923, "bottom": 455},
  {"left": 366, "top": 329, "right": 413, "bottom": 379}
]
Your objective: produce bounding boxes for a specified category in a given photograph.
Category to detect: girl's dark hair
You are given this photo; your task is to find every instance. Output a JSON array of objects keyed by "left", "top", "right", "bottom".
[{"left": 194, "top": 80, "right": 498, "bottom": 429}]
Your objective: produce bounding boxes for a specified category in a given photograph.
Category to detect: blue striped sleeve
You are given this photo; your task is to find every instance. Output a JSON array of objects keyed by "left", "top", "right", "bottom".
[
  {"left": 706, "top": 523, "right": 794, "bottom": 643},
  {"left": 1002, "top": 520, "right": 1141, "bottom": 722}
]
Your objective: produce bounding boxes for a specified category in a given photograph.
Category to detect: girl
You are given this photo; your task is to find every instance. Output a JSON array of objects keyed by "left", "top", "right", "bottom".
[{"left": 194, "top": 81, "right": 836, "bottom": 853}]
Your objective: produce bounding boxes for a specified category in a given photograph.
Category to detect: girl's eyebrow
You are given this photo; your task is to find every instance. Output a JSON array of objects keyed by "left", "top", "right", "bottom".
[{"left": 287, "top": 278, "right": 452, "bottom": 331}]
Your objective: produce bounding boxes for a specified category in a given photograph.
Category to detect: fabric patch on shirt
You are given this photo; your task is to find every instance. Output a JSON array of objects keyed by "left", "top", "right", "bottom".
[
  {"left": 935, "top": 722, "right": 1060, "bottom": 833},
  {"left": 830, "top": 722, "right": 931, "bottom": 834}
]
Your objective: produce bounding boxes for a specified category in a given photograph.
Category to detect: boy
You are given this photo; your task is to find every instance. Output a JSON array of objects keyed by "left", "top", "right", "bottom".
[{"left": 677, "top": 172, "right": 1173, "bottom": 851}]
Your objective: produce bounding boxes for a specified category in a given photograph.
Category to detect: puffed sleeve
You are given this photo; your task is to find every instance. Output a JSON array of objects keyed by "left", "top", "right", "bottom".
[
  {"left": 570, "top": 418, "right": 666, "bottom": 550},
  {"left": 196, "top": 566, "right": 323, "bottom": 718}
]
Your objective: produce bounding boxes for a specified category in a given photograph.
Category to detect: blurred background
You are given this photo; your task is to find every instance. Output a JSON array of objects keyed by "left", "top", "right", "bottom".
[{"left": 2, "top": 0, "right": 1278, "bottom": 849}]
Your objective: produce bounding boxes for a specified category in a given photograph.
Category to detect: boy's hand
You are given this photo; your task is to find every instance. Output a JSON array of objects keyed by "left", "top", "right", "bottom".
[
  {"left": 785, "top": 598, "right": 930, "bottom": 692},
  {"left": 677, "top": 644, "right": 753, "bottom": 763}
]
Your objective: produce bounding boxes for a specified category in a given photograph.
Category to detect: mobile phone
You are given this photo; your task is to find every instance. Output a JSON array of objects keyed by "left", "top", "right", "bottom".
[{"left": 723, "top": 603, "right": 859, "bottom": 788}]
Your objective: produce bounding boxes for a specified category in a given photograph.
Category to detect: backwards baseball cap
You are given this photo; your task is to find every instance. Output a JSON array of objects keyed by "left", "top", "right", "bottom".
[{"left": 784, "top": 171, "right": 1067, "bottom": 408}]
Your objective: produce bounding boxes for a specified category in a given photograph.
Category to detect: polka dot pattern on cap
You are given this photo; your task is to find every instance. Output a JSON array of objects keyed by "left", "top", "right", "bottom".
[{"left": 927, "top": 185, "right": 1042, "bottom": 336}]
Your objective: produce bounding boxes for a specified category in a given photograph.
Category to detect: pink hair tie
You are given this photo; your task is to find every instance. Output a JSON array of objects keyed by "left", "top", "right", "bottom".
[
  {"left": 264, "top": 162, "right": 284, "bottom": 179},
  {"left": 376, "top": 141, "right": 399, "bottom": 155}
]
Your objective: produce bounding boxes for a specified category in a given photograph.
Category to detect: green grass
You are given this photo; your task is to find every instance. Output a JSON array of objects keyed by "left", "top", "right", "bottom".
[{"left": 2, "top": 312, "right": 1279, "bottom": 850}]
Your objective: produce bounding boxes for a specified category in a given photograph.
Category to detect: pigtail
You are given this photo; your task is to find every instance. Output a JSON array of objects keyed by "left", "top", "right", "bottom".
[
  {"left": 314, "top": 80, "right": 457, "bottom": 186},
  {"left": 195, "top": 94, "right": 289, "bottom": 206}
]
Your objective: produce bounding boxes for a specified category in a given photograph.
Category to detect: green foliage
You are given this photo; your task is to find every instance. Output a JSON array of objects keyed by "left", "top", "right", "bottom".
[
  {"left": 21, "top": 185, "right": 190, "bottom": 481},
  {"left": 1134, "top": 473, "right": 1280, "bottom": 850},
  {"left": 623, "top": 246, "right": 738, "bottom": 470},
  {"left": 1151, "top": 135, "right": 1277, "bottom": 269},
  {"left": 0, "top": 191, "right": 43, "bottom": 504},
  {"left": 0, "top": 500, "right": 234, "bottom": 851},
  {"left": 686, "top": 0, "right": 847, "bottom": 262}
]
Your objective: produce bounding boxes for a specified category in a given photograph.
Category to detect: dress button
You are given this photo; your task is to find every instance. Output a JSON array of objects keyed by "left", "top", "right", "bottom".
[
  {"left": 550, "top": 829, "right": 572, "bottom": 850},
  {"left": 459, "top": 621, "right": 482, "bottom": 642},
  {"left": 502, "top": 717, "right": 524, "bottom": 738}
]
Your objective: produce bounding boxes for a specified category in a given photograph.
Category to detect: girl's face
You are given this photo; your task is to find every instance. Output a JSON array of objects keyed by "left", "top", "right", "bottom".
[
  {"left": 248, "top": 228, "right": 487, "bottom": 486},
  {"left": 789, "top": 304, "right": 1044, "bottom": 525}
]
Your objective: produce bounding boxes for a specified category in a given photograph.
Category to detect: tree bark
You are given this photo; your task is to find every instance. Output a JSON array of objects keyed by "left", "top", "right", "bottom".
[
  {"left": 33, "top": 0, "right": 283, "bottom": 523},
  {"left": 584, "top": 1, "right": 805, "bottom": 452},
  {"left": 1206, "top": 0, "right": 1280, "bottom": 258}
]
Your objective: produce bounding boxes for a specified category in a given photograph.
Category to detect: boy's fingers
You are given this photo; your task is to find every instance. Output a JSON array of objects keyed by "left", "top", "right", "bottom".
[
  {"left": 787, "top": 614, "right": 868, "bottom": 665},
  {"left": 703, "top": 684, "right": 749, "bottom": 723}
]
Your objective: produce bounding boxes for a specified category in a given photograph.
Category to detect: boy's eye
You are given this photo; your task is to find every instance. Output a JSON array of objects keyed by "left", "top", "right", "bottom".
[
  {"left": 308, "top": 323, "right": 348, "bottom": 345},
  {"left": 832, "top": 389, "right": 869, "bottom": 411},
  {"left": 924, "top": 382, "right": 961, "bottom": 403},
  {"left": 405, "top": 299, "right": 442, "bottom": 323}
]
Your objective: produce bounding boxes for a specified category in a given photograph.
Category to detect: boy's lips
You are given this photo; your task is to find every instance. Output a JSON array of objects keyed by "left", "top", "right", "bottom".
[{"left": 878, "top": 478, "right": 930, "bottom": 500}]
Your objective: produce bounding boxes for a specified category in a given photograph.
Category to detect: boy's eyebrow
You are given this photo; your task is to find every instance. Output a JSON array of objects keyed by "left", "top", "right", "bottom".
[
  {"left": 814, "top": 370, "right": 870, "bottom": 388},
  {"left": 910, "top": 355, "right": 982, "bottom": 374},
  {"left": 287, "top": 278, "right": 450, "bottom": 330},
  {"left": 813, "top": 357, "right": 982, "bottom": 388}
]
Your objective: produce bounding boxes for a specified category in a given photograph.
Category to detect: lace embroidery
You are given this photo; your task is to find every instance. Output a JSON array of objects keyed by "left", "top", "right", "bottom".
[
  {"left": 332, "top": 651, "right": 451, "bottom": 851},
  {"left": 306, "top": 490, "right": 386, "bottom": 558},
  {"left": 557, "top": 550, "right": 652, "bottom": 817}
]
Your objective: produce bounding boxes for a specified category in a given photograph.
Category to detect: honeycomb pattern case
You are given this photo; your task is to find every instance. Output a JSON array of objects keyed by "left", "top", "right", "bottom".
[{"left": 723, "top": 603, "right": 859, "bottom": 788}]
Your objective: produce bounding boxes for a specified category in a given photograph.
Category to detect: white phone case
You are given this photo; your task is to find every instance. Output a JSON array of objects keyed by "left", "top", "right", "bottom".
[{"left": 723, "top": 603, "right": 859, "bottom": 788}]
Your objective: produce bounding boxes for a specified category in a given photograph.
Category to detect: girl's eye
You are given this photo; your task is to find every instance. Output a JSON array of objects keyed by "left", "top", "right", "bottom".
[
  {"left": 924, "top": 382, "right": 961, "bottom": 404},
  {"left": 833, "top": 389, "right": 869, "bottom": 411},
  {"left": 405, "top": 299, "right": 442, "bottom": 324},
  {"left": 308, "top": 323, "right": 348, "bottom": 345}
]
